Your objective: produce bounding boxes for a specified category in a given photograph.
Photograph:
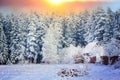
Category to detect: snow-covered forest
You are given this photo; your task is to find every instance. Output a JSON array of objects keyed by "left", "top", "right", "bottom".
[{"left": 0, "top": 7, "right": 120, "bottom": 65}]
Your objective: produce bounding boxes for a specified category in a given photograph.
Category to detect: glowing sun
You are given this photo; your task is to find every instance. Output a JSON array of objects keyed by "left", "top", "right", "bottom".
[{"left": 50, "top": 0, "right": 64, "bottom": 4}]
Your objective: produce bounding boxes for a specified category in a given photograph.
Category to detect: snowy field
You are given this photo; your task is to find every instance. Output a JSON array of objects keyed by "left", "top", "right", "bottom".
[{"left": 0, "top": 64, "right": 120, "bottom": 80}]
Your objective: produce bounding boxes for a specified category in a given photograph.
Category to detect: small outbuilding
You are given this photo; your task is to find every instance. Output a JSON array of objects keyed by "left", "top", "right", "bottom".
[{"left": 82, "top": 39, "right": 120, "bottom": 65}]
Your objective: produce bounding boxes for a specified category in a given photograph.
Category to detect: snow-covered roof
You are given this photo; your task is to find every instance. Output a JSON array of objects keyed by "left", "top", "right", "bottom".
[
  {"left": 83, "top": 42, "right": 98, "bottom": 54},
  {"left": 83, "top": 39, "right": 120, "bottom": 57},
  {"left": 82, "top": 42, "right": 104, "bottom": 57}
]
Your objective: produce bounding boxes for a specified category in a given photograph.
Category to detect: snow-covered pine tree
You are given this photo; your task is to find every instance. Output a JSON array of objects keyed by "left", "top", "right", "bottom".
[
  {"left": 24, "top": 13, "right": 48, "bottom": 63},
  {"left": 23, "top": 14, "right": 38, "bottom": 63},
  {"left": 61, "top": 16, "right": 69, "bottom": 48},
  {"left": 31, "top": 13, "right": 48, "bottom": 63},
  {"left": 103, "top": 8, "right": 115, "bottom": 43},
  {"left": 2, "top": 14, "right": 13, "bottom": 64},
  {"left": 14, "top": 13, "right": 28, "bottom": 64},
  {"left": 85, "top": 12, "right": 95, "bottom": 43},
  {"left": 42, "top": 17, "right": 63, "bottom": 64},
  {"left": 73, "top": 11, "right": 89, "bottom": 47},
  {"left": 7, "top": 13, "right": 26, "bottom": 64},
  {"left": 0, "top": 13, "right": 8, "bottom": 64},
  {"left": 114, "top": 9, "right": 120, "bottom": 40},
  {"left": 61, "top": 15, "right": 77, "bottom": 47},
  {"left": 85, "top": 8, "right": 107, "bottom": 43}
]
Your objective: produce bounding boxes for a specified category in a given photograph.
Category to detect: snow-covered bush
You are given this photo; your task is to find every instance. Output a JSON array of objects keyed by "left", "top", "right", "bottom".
[
  {"left": 60, "top": 45, "right": 84, "bottom": 64},
  {"left": 62, "top": 45, "right": 79, "bottom": 64},
  {"left": 113, "top": 59, "right": 120, "bottom": 69},
  {"left": 113, "top": 55, "right": 120, "bottom": 68},
  {"left": 0, "top": 52, "right": 8, "bottom": 64},
  {"left": 58, "top": 47, "right": 68, "bottom": 63},
  {"left": 103, "top": 38, "right": 120, "bottom": 57}
]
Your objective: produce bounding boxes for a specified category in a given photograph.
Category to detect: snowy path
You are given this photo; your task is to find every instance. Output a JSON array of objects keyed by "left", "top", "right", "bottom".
[{"left": 0, "top": 64, "right": 120, "bottom": 80}]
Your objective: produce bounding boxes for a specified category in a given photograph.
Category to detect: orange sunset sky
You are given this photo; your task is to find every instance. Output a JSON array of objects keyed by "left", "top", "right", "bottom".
[{"left": 0, "top": 0, "right": 119, "bottom": 14}]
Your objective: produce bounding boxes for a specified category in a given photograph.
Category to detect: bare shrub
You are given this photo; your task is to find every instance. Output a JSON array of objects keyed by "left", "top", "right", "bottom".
[{"left": 57, "top": 65, "right": 89, "bottom": 77}]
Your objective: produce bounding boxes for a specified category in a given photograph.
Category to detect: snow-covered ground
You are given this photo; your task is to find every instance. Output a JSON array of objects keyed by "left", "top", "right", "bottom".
[{"left": 0, "top": 64, "right": 120, "bottom": 80}]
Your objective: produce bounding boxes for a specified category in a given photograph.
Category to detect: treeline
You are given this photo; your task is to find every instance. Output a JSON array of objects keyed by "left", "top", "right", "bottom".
[{"left": 0, "top": 7, "right": 120, "bottom": 64}]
